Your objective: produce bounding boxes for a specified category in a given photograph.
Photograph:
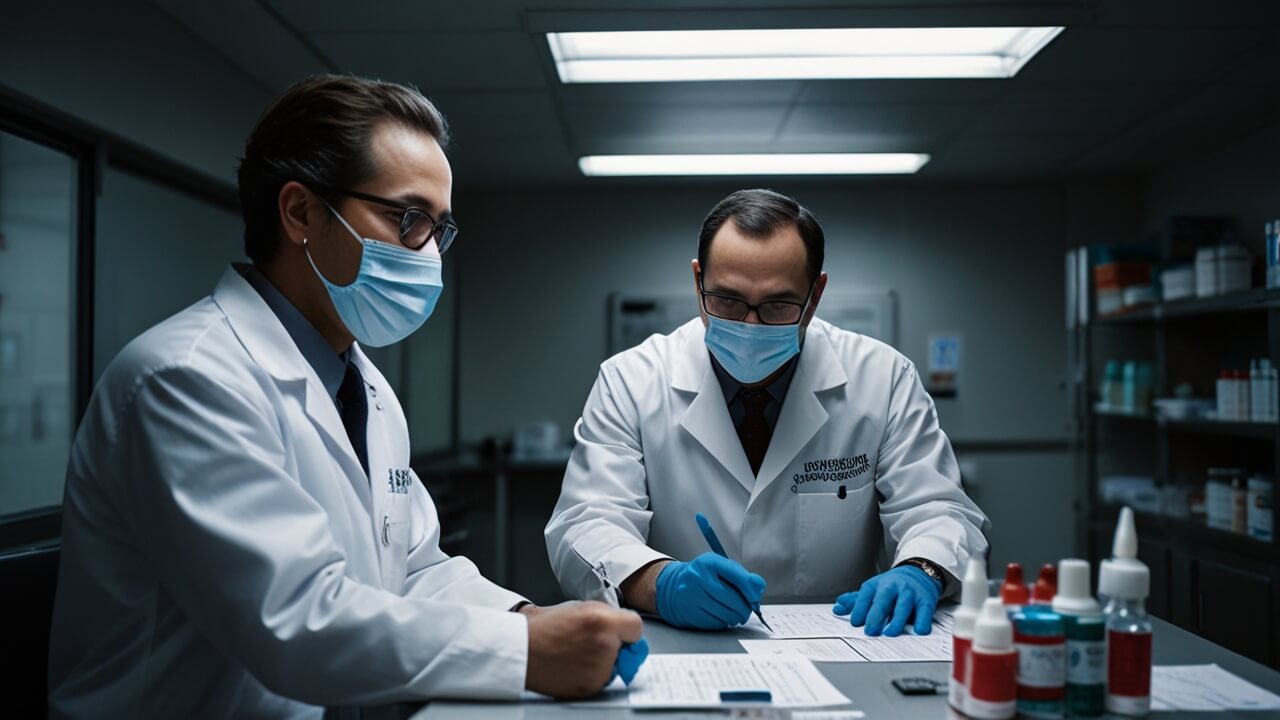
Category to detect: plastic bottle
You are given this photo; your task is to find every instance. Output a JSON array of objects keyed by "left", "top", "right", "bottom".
[
  {"left": 1236, "top": 368, "right": 1251, "bottom": 422},
  {"left": 1251, "top": 359, "right": 1264, "bottom": 422},
  {"left": 1030, "top": 563, "right": 1057, "bottom": 605},
  {"left": 1216, "top": 368, "right": 1235, "bottom": 421},
  {"left": 950, "top": 558, "right": 987, "bottom": 713},
  {"left": 1012, "top": 608, "right": 1066, "bottom": 717},
  {"left": 1268, "top": 222, "right": 1275, "bottom": 288},
  {"left": 1266, "top": 359, "right": 1279, "bottom": 423},
  {"left": 966, "top": 598, "right": 1019, "bottom": 720},
  {"left": 1001, "top": 563, "right": 1029, "bottom": 608},
  {"left": 1098, "top": 507, "right": 1153, "bottom": 717},
  {"left": 1053, "top": 559, "right": 1106, "bottom": 717}
]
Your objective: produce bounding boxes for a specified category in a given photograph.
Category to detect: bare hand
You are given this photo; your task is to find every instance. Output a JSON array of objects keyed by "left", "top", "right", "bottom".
[{"left": 525, "top": 601, "right": 644, "bottom": 698}]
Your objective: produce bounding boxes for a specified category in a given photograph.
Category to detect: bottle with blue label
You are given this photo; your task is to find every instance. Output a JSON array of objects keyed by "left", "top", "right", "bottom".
[{"left": 1052, "top": 558, "right": 1106, "bottom": 717}]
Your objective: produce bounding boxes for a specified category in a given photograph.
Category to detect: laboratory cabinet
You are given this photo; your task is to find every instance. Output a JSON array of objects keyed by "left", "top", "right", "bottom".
[{"left": 1069, "top": 240, "right": 1280, "bottom": 669}]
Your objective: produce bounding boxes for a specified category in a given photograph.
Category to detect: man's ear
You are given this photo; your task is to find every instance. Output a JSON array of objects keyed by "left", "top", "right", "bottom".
[
  {"left": 278, "top": 180, "right": 316, "bottom": 249},
  {"left": 692, "top": 259, "right": 708, "bottom": 324},
  {"left": 803, "top": 272, "right": 829, "bottom": 325}
]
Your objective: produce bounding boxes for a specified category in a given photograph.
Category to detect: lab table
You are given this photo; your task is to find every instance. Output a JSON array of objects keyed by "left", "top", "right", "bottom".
[{"left": 405, "top": 614, "right": 1280, "bottom": 719}]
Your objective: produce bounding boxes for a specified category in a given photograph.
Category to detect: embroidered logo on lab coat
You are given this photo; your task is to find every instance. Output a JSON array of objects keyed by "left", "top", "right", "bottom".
[
  {"left": 790, "top": 453, "right": 870, "bottom": 492},
  {"left": 387, "top": 468, "right": 413, "bottom": 495}
]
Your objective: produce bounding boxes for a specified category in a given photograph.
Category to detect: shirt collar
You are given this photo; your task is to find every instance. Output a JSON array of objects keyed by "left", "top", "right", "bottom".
[
  {"left": 710, "top": 351, "right": 799, "bottom": 407},
  {"left": 243, "top": 265, "right": 348, "bottom": 399}
]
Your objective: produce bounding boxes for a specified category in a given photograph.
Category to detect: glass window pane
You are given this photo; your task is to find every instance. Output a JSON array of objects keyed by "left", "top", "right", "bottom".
[{"left": 0, "top": 131, "right": 78, "bottom": 514}]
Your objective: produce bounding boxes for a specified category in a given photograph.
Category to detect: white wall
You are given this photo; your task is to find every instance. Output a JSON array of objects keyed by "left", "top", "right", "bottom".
[{"left": 450, "top": 181, "right": 1088, "bottom": 571}]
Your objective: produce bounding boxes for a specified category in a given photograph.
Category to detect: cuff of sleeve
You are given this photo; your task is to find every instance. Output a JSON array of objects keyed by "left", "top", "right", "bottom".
[
  {"left": 602, "top": 543, "right": 673, "bottom": 593},
  {"left": 895, "top": 538, "right": 964, "bottom": 598},
  {"left": 439, "top": 607, "right": 529, "bottom": 700}
]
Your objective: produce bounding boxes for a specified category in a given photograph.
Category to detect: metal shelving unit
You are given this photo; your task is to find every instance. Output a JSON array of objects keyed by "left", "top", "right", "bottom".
[{"left": 1067, "top": 248, "right": 1280, "bottom": 668}]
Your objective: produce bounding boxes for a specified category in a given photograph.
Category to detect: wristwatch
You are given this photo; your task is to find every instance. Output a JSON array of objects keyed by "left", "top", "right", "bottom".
[{"left": 897, "top": 557, "right": 946, "bottom": 591}]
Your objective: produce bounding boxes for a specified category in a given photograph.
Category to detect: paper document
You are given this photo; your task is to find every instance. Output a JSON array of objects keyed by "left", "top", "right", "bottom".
[
  {"left": 1151, "top": 664, "right": 1280, "bottom": 712},
  {"left": 739, "top": 638, "right": 868, "bottom": 663},
  {"left": 621, "top": 654, "right": 851, "bottom": 708},
  {"left": 736, "top": 603, "right": 953, "bottom": 662}
]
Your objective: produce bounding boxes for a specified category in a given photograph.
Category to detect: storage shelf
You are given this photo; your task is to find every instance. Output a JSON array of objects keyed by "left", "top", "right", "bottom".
[
  {"left": 1095, "top": 504, "right": 1278, "bottom": 563},
  {"left": 1095, "top": 410, "right": 1277, "bottom": 439},
  {"left": 1094, "top": 287, "right": 1280, "bottom": 325}
]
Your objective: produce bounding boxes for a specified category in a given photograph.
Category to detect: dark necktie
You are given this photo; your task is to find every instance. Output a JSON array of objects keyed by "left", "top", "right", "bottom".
[
  {"left": 336, "top": 362, "right": 370, "bottom": 477},
  {"left": 736, "top": 387, "right": 773, "bottom": 476}
]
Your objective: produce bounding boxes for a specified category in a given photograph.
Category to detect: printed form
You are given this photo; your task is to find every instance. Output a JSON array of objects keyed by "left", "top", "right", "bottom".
[
  {"left": 577, "top": 654, "right": 851, "bottom": 709},
  {"left": 736, "top": 603, "right": 954, "bottom": 662}
]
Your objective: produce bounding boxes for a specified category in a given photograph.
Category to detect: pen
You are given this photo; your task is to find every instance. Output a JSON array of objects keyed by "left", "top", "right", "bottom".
[{"left": 695, "top": 512, "right": 773, "bottom": 632}]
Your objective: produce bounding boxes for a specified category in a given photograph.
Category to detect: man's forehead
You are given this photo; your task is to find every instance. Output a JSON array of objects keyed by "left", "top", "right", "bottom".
[{"left": 366, "top": 123, "right": 452, "bottom": 212}]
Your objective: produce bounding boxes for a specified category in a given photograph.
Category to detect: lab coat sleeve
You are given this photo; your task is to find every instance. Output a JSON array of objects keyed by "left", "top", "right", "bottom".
[
  {"left": 545, "top": 363, "right": 672, "bottom": 603},
  {"left": 874, "top": 361, "right": 990, "bottom": 597},
  {"left": 118, "top": 366, "right": 527, "bottom": 705},
  {"left": 402, "top": 469, "right": 527, "bottom": 610}
]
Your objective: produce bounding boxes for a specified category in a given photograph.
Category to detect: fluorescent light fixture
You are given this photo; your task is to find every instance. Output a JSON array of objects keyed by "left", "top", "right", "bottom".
[
  {"left": 578, "top": 153, "right": 931, "bottom": 176},
  {"left": 547, "top": 27, "right": 1064, "bottom": 82}
]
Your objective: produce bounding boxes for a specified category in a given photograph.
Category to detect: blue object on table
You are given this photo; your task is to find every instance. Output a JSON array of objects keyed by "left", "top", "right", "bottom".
[
  {"left": 610, "top": 636, "right": 650, "bottom": 686},
  {"left": 832, "top": 565, "right": 941, "bottom": 637},
  {"left": 720, "top": 690, "right": 773, "bottom": 702},
  {"left": 695, "top": 513, "right": 773, "bottom": 632}
]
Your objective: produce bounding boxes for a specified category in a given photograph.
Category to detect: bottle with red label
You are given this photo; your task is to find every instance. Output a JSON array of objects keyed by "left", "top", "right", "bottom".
[
  {"left": 949, "top": 558, "right": 987, "bottom": 713},
  {"left": 1099, "top": 507, "right": 1153, "bottom": 716},
  {"left": 966, "top": 597, "right": 1019, "bottom": 719}
]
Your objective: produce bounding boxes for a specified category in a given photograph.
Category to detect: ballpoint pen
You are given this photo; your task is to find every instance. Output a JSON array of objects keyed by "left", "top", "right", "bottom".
[{"left": 695, "top": 512, "right": 773, "bottom": 632}]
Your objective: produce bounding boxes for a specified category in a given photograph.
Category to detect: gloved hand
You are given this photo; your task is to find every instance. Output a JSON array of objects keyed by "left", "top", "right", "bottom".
[
  {"left": 609, "top": 636, "right": 650, "bottom": 686},
  {"left": 832, "top": 565, "right": 941, "bottom": 637},
  {"left": 656, "top": 552, "right": 766, "bottom": 630}
]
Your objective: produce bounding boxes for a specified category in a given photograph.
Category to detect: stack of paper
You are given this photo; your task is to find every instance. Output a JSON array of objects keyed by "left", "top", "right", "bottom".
[
  {"left": 1151, "top": 664, "right": 1280, "bottom": 712},
  {"left": 735, "top": 603, "right": 954, "bottom": 662},
  {"left": 576, "top": 654, "right": 851, "bottom": 709}
]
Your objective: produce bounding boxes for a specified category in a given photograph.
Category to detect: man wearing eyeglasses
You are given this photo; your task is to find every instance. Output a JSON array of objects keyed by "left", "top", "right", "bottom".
[
  {"left": 545, "top": 188, "right": 989, "bottom": 638},
  {"left": 48, "top": 75, "right": 645, "bottom": 718}
]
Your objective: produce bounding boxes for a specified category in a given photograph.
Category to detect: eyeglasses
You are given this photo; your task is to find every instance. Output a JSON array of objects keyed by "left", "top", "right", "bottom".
[
  {"left": 699, "top": 284, "right": 814, "bottom": 325},
  {"left": 314, "top": 185, "right": 458, "bottom": 253}
]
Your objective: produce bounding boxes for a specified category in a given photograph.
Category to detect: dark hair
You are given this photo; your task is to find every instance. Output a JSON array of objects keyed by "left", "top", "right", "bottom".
[
  {"left": 697, "top": 189, "right": 825, "bottom": 286},
  {"left": 237, "top": 74, "right": 449, "bottom": 263}
]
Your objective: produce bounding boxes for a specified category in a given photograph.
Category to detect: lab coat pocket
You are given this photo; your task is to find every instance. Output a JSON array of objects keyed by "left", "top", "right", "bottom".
[
  {"left": 794, "top": 483, "right": 875, "bottom": 598},
  {"left": 379, "top": 496, "right": 411, "bottom": 594}
]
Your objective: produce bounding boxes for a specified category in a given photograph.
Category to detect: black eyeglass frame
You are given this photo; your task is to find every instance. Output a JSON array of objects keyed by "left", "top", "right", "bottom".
[
  {"left": 698, "top": 282, "right": 816, "bottom": 326},
  {"left": 313, "top": 184, "right": 458, "bottom": 253}
]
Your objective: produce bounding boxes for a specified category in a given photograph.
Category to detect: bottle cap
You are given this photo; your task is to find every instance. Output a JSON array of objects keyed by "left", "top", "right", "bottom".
[
  {"left": 961, "top": 557, "right": 987, "bottom": 610},
  {"left": 1001, "top": 563, "right": 1029, "bottom": 605},
  {"left": 974, "top": 597, "right": 1013, "bottom": 649},
  {"left": 1052, "top": 559, "right": 1102, "bottom": 616},
  {"left": 1031, "top": 563, "right": 1057, "bottom": 603},
  {"left": 1097, "top": 506, "right": 1150, "bottom": 600}
]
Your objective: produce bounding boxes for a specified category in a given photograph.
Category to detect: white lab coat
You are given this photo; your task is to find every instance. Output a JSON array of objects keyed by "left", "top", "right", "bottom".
[
  {"left": 48, "top": 266, "right": 528, "bottom": 719},
  {"left": 545, "top": 317, "right": 989, "bottom": 604}
]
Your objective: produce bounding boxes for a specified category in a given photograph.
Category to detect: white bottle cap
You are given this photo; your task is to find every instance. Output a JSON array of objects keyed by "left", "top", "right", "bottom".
[
  {"left": 973, "top": 597, "right": 1013, "bottom": 650},
  {"left": 1052, "top": 558, "right": 1102, "bottom": 616},
  {"left": 961, "top": 558, "right": 987, "bottom": 610},
  {"left": 1097, "top": 506, "right": 1150, "bottom": 600}
]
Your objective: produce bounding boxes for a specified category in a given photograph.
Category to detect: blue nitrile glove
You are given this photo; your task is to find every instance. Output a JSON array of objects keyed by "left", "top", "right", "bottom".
[
  {"left": 832, "top": 565, "right": 942, "bottom": 637},
  {"left": 655, "top": 552, "right": 767, "bottom": 630},
  {"left": 609, "top": 636, "right": 650, "bottom": 687}
]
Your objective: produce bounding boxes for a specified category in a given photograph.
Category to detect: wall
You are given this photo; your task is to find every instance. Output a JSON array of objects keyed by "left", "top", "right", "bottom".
[{"left": 450, "top": 181, "right": 1096, "bottom": 573}]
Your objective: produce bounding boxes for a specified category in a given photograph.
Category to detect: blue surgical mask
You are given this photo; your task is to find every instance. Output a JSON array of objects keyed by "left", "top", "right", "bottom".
[
  {"left": 704, "top": 316, "right": 801, "bottom": 384},
  {"left": 305, "top": 202, "right": 444, "bottom": 347}
]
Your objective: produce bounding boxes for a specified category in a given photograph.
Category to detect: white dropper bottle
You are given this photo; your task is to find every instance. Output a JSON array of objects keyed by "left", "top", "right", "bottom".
[
  {"left": 949, "top": 558, "right": 987, "bottom": 713},
  {"left": 1053, "top": 559, "right": 1106, "bottom": 716},
  {"left": 966, "top": 598, "right": 1018, "bottom": 720},
  {"left": 1098, "top": 507, "right": 1152, "bottom": 717}
]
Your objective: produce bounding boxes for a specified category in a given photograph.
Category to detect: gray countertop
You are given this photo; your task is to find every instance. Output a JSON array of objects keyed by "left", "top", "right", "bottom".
[{"left": 404, "top": 613, "right": 1280, "bottom": 719}]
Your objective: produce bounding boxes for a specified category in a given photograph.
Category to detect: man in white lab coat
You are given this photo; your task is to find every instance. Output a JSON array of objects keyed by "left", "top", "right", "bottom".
[
  {"left": 545, "top": 189, "right": 990, "bottom": 637},
  {"left": 47, "top": 75, "right": 643, "bottom": 718}
]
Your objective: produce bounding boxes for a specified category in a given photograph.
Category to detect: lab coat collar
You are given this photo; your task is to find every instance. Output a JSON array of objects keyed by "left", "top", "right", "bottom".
[
  {"left": 672, "top": 318, "right": 848, "bottom": 497},
  {"left": 214, "top": 264, "right": 373, "bottom": 510}
]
